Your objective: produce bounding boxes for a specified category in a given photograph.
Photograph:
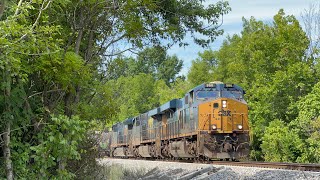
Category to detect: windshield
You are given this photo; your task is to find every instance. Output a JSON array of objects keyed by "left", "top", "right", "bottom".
[
  {"left": 196, "top": 90, "right": 218, "bottom": 99},
  {"left": 222, "top": 90, "right": 243, "bottom": 99}
]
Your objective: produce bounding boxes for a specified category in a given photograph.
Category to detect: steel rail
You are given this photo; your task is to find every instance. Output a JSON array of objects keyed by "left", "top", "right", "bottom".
[{"left": 209, "top": 161, "right": 320, "bottom": 172}]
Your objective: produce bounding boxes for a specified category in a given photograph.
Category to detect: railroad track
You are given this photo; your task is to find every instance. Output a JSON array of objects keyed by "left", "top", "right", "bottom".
[
  {"left": 107, "top": 157, "right": 320, "bottom": 172},
  {"left": 210, "top": 161, "right": 320, "bottom": 172}
]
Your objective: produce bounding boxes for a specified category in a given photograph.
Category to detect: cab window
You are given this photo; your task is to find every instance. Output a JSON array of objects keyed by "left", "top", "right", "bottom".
[
  {"left": 222, "top": 90, "right": 243, "bottom": 99},
  {"left": 196, "top": 91, "right": 217, "bottom": 99}
]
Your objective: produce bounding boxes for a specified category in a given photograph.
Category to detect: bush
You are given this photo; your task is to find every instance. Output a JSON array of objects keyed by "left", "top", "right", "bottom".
[{"left": 261, "top": 120, "right": 303, "bottom": 162}]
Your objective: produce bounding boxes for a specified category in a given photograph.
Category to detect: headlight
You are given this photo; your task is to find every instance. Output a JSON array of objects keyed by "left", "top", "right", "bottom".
[
  {"left": 237, "top": 124, "right": 243, "bottom": 130},
  {"left": 212, "top": 124, "right": 217, "bottom": 130},
  {"left": 222, "top": 100, "right": 227, "bottom": 108}
]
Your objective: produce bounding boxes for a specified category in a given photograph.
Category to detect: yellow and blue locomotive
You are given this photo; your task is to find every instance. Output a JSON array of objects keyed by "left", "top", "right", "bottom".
[{"left": 106, "top": 81, "right": 250, "bottom": 160}]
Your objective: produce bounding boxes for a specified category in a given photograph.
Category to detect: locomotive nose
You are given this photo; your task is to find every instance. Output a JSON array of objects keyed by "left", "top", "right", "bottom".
[{"left": 198, "top": 98, "right": 249, "bottom": 133}]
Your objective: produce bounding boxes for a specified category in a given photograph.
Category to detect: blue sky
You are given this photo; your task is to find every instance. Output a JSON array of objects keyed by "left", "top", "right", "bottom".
[{"left": 168, "top": 0, "right": 316, "bottom": 76}]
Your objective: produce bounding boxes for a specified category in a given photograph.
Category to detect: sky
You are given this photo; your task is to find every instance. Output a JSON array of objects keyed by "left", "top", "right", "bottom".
[{"left": 168, "top": 0, "right": 317, "bottom": 76}]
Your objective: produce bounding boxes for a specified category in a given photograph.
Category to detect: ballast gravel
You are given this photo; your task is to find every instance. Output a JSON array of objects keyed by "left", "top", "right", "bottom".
[{"left": 98, "top": 158, "right": 320, "bottom": 180}]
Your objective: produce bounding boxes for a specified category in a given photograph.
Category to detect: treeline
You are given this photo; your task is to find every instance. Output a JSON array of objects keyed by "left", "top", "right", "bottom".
[{"left": 0, "top": 0, "right": 229, "bottom": 179}]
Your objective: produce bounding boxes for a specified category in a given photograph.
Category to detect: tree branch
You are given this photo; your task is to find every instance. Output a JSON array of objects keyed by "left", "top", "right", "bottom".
[
  {"left": 104, "top": 34, "right": 127, "bottom": 50},
  {"left": 16, "top": 0, "right": 52, "bottom": 42},
  {"left": 102, "top": 48, "right": 133, "bottom": 57},
  {"left": 28, "top": 89, "right": 64, "bottom": 99},
  {"left": 14, "top": 50, "right": 60, "bottom": 56},
  {"left": 14, "top": 0, "right": 23, "bottom": 16},
  {"left": 31, "top": 0, "right": 52, "bottom": 30}
]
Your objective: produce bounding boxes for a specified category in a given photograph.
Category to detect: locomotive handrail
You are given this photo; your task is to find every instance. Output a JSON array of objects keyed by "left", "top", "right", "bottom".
[{"left": 232, "top": 113, "right": 234, "bottom": 130}]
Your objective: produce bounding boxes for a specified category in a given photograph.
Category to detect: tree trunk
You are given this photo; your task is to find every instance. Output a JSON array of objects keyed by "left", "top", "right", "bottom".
[
  {"left": 3, "top": 60, "right": 13, "bottom": 180},
  {"left": 3, "top": 123, "right": 13, "bottom": 180},
  {"left": 64, "top": 90, "right": 72, "bottom": 118},
  {"left": 72, "top": 14, "right": 85, "bottom": 108},
  {"left": 74, "top": 9, "right": 84, "bottom": 55},
  {"left": 74, "top": 29, "right": 83, "bottom": 55},
  {"left": 0, "top": 0, "right": 5, "bottom": 19},
  {"left": 58, "top": 158, "right": 66, "bottom": 172}
]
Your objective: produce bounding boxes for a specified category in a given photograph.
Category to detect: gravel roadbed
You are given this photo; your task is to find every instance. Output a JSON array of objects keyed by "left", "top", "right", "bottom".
[{"left": 98, "top": 158, "right": 320, "bottom": 180}]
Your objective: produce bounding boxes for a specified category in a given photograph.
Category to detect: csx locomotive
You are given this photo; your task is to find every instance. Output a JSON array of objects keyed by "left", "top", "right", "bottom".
[{"left": 105, "top": 81, "right": 250, "bottom": 160}]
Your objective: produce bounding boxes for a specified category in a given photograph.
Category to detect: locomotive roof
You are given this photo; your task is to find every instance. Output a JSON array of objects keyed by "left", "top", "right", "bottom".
[
  {"left": 123, "top": 117, "right": 134, "bottom": 125},
  {"left": 149, "top": 99, "right": 179, "bottom": 116},
  {"left": 187, "top": 82, "right": 244, "bottom": 94}
]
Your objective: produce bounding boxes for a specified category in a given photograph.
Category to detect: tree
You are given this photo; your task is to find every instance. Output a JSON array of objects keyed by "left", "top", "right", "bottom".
[
  {"left": 130, "top": 47, "right": 183, "bottom": 84},
  {"left": 105, "top": 46, "right": 183, "bottom": 85},
  {"left": 290, "top": 82, "right": 320, "bottom": 163},
  {"left": 301, "top": 2, "right": 320, "bottom": 82},
  {"left": 301, "top": 2, "right": 320, "bottom": 62},
  {"left": 108, "top": 74, "right": 159, "bottom": 122},
  {"left": 155, "top": 78, "right": 192, "bottom": 104},
  {"left": 30, "top": 115, "right": 87, "bottom": 178},
  {"left": 0, "top": 1, "right": 63, "bottom": 178},
  {"left": 104, "top": 56, "right": 131, "bottom": 80},
  {"left": 214, "top": 10, "right": 310, "bottom": 88},
  {"left": 44, "top": 0, "right": 230, "bottom": 117},
  {"left": 187, "top": 50, "right": 217, "bottom": 86}
]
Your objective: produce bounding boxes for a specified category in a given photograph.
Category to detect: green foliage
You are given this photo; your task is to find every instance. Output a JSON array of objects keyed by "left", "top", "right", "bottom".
[
  {"left": 105, "top": 57, "right": 132, "bottom": 80},
  {"left": 303, "top": 118, "right": 320, "bottom": 163},
  {"left": 261, "top": 120, "right": 303, "bottom": 162},
  {"left": 290, "top": 82, "right": 320, "bottom": 163},
  {"left": 114, "top": 0, "right": 230, "bottom": 47},
  {"left": 187, "top": 50, "right": 217, "bottom": 86},
  {"left": 77, "top": 84, "right": 118, "bottom": 127},
  {"left": 54, "top": 51, "right": 91, "bottom": 89},
  {"left": 106, "top": 47, "right": 183, "bottom": 85},
  {"left": 215, "top": 10, "right": 309, "bottom": 87},
  {"left": 30, "top": 115, "right": 87, "bottom": 178},
  {"left": 10, "top": 137, "right": 33, "bottom": 179},
  {"left": 3, "top": 115, "right": 88, "bottom": 179},
  {"left": 155, "top": 78, "right": 192, "bottom": 104},
  {"left": 108, "top": 73, "right": 159, "bottom": 121},
  {"left": 134, "top": 47, "right": 183, "bottom": 84}
]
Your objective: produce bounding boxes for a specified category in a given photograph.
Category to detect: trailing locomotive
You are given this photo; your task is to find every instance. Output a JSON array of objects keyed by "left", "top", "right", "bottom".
[{"left": 105, "top": 81, "right": 250, "bottom": 161}]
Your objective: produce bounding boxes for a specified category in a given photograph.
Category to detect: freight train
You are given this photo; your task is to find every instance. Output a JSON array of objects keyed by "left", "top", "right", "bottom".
[{"left": 104, "top": 81, "right": 250, "bottom": 161}]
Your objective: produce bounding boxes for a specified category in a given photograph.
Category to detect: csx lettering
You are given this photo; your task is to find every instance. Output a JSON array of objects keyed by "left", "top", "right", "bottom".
[{"left": 218, "top": 110, "right": 231, "bottom": 116}]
